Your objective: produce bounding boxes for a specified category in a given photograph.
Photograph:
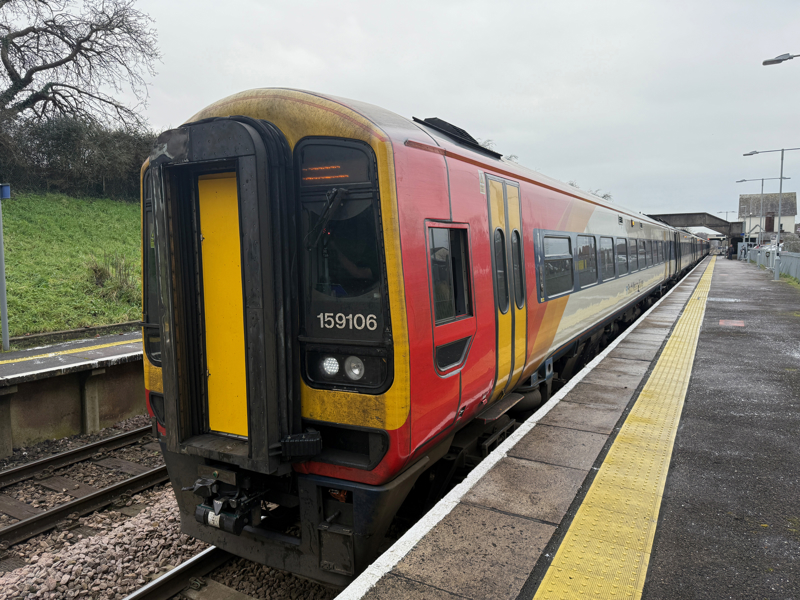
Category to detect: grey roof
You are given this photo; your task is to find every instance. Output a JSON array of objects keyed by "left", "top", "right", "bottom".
[{"left": 739, "top": 193, "right": 796, "bottom": 218}]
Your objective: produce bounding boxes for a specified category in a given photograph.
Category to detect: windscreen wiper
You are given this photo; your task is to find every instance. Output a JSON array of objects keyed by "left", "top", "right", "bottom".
[{"left": 305, "top": 187, "right": 348, "bottom": 250}]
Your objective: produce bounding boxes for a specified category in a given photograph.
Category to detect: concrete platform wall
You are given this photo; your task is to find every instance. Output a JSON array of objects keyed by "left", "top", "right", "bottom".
[{"left": 0, "top": 359, "right": 145, "bottom": 457}]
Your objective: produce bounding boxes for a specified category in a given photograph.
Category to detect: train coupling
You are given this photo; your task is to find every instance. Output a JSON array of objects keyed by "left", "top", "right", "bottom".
[{"left": 184, "top": 471, "right": 266, "bottom": 536}]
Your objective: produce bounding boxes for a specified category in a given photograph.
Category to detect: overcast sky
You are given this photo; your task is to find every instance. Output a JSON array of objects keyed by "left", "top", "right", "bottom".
[{"left": 135, "top": 0, "right": 800, "bottom": 224}]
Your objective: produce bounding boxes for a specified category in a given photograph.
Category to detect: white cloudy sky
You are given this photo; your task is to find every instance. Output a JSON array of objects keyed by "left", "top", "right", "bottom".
[{"left": 136, "top": 0, "right": 800, "bottom": 222}]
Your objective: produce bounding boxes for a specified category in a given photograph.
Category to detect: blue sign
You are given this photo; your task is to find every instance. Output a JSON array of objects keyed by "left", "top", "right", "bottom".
[{"left": 0, "top": 184, "right": 9, "bottom": 200}]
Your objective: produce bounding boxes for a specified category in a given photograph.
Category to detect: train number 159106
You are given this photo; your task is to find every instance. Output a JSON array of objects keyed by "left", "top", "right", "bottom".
[{"left": 317, "top": 313, "right": 378, "bottom": 331}]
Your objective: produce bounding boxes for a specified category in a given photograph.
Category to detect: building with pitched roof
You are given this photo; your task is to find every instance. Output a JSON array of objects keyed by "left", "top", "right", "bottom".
[{"left": 738, "top": 192, "right": 797, "bottom": 244}]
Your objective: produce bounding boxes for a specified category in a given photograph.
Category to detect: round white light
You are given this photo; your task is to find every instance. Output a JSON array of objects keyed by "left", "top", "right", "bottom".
[
  {"left": 344, "top": 356, "right": 365, "bottom": 381},
  {"left": 321, "top": 356, "right": 339, "bottom": 376}
]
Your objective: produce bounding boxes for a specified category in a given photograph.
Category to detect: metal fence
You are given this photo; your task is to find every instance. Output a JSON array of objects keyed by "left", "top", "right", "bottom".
[{"left": 747, "top": 249, "right": 800, "bottom": 280}]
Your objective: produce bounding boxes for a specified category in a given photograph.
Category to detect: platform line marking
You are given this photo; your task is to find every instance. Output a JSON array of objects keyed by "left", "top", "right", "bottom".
[
  {"left": 0, "top": 351, "right": 143, "bottom": 383},
  {"left": 337, "top": 259, "right": 711, "bottom": 600},
  {"left": 532, "top": 257, "right": 716, "bottom": 600},
  {"left": 0, "top": 339, "right": 138, "bottom": 366}
]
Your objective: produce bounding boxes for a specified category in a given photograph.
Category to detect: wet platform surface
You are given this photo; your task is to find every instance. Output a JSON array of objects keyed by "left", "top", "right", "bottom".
[
  {"left": 341, "top": 257, "right": 800, "bottom": 600},
  {"left": 0, "top": 332, "right": 142, "bottom": 386}
]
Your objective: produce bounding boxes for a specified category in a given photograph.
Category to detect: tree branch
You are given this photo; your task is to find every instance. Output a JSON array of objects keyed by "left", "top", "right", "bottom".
[{"left": 0, "top": 0, "right": 159, "bottom": 127}]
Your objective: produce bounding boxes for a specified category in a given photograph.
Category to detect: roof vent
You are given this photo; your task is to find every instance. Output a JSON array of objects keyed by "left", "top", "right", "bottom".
[{"left": 412, "top": 117, "right": 503, "bottom": 159}]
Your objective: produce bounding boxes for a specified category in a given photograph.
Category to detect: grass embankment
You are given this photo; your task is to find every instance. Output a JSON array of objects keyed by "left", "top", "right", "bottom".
[{"left": 3, "top": 193, "right": 141, "bottom": 337}]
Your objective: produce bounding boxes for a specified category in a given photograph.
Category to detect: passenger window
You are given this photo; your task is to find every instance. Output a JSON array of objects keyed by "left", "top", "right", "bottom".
[
  {"left": 494, "top": 229, "right": 509, "bottom": 313},
  {"left": 544, "top": 236, "right": 573, "bottom": 296},
  {"left": 576, "top": 235, "right": 597, "bottom": 287},
  {"left": 646, "top": 240, "right": 653, "bottom": 265},
  {"left": 511, "top": 230, "right": 525, "bottom": 309},
  {"left": 629, "top": 239, "right": 638, "bottom": 270},
  {"left": 638, "top": 240, "right": 647, "bottom": 268},
  {"left": 600, "top": 237, "right": 615, "bottom": 280},
  {"left": 430, "top": 228, "right": 472, "bottom": 323},
  {"left": 616, "top": 238, "right": 628, "bottom": 275}
]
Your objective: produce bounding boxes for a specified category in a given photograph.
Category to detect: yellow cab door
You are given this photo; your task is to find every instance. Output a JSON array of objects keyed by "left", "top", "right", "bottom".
[
  {"left": 197, "top": 172, "right": 249, "bottom": 437},
  {"left": 486, "top": 176, "right": 527, "bottom": 402}
]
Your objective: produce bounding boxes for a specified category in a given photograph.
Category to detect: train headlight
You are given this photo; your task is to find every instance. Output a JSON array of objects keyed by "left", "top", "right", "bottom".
[
  {"left": 344, "top": 356, "right": 365, "bottom": 381},
  {"left": 321, "top": 356, "right": 340, "bottom": 376}
]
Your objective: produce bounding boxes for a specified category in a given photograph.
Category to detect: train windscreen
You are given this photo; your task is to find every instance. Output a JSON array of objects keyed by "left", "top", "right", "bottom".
[{"left": 299, "top": 142, "right": 385, "bottom": 342}]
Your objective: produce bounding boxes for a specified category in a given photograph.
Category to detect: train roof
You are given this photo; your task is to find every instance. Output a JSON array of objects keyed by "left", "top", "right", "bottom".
[{"left": 188, "top": 88, "right": 705, "bottom": 241}]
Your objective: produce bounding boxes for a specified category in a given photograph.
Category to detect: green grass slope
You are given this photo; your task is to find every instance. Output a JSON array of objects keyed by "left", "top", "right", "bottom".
[{"left": 3, "top": 193, "right": 141, "bottom": 336}]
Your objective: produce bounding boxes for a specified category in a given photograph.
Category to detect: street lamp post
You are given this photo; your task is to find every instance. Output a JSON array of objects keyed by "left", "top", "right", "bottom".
[
  {"left": 762, "top": 53, "right": 800, "bottom": 66},
  {"left": 735, "top": 177, "right": 790, "bottom": 246},
  {"left": 744, "top": 147, "right": 800, "bottom": 280}
]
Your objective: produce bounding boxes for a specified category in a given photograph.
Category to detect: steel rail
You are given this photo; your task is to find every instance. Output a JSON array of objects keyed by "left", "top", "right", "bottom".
[
  {"left": 0, "top": 465, "right": 168, "bottom": 546},
  {"left": 121, "top": 546, "right": 232, "bottom": 600},
  {"left": 0, "top": 425, "right": 153, "bottom": 490}
]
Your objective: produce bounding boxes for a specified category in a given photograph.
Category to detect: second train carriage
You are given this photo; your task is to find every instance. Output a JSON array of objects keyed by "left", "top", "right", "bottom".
[{"left": 141, "top": 89, "right": 708, "bottom": 585}]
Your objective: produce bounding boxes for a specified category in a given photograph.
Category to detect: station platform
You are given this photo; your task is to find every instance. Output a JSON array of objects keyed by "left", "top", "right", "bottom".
[
  {"left": 340, "top": 256, "right": 800, "bottom": 600},
  {"left": 0, "top": 332, "right": 145, "bottom": 456},
  {"left": 0, "top": 331, "right": 142, "bottom": 387}
]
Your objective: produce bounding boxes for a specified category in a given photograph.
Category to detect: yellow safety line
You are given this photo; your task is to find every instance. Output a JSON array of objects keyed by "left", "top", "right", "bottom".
[
  {"left": 0, "top": 338, "right": 140, "bottom": 366},
  {"left": 533, "top": 257, "right": 716, "bottom": 600}
]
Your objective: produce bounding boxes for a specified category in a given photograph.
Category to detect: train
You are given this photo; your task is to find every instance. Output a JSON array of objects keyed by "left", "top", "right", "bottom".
[{"left": 140, "top": 88, "right": 709, "bottom": 586}]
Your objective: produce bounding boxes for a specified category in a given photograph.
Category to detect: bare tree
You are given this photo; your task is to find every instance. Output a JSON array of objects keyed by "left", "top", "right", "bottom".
[{"left": 0, "top": 0, "right": 159, "bottom": 126}]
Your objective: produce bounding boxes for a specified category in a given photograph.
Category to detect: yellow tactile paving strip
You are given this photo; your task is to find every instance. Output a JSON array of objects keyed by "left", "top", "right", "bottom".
[
  {"left": 533, "top": 258, "right": 716, "bottom": 600},
  {"left": 0, "top": 338, "right": 138, "bottom": 366}
]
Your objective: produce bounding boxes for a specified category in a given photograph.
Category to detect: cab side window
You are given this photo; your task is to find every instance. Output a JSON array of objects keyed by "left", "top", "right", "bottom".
[
  {"left": 430, "top": 228, "right": 472, "bottom": 323},
  {"left": 142, "top": 169, "right": 161, "bottom": 365}
]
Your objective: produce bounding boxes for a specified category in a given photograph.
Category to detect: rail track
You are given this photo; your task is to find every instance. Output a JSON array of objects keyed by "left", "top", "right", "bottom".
[
  {"left": 121, "top": 546, "right": 232, "bottom": 600},
  {"left": 0, "top": 425, "right": 168, "bottom": 547},
  {"left": 0, "top": 425, "right": 152, "bottom": 489}
]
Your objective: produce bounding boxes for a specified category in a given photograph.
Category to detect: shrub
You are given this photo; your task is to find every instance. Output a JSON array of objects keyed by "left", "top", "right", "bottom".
[{"left": 0, "top": 116, "right": 155, "bottom": 200}]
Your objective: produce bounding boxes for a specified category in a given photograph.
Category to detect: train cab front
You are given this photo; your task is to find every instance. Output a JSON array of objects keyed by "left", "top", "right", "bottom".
[{"left": 143, "top": 114, "right": 418, "bottom": 586}]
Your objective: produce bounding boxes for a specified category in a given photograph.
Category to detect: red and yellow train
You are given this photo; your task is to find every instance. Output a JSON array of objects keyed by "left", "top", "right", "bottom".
[{"left": 140, "top": 89, "right": 708, "bottom": 585}]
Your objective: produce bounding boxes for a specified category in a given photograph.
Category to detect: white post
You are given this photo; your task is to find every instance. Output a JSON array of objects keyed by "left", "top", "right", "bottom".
[{"left": 774, "top": 150, "right": 784, "bottom": 281}]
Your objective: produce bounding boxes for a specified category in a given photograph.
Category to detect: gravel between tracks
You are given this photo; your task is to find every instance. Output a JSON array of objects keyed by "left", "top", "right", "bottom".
[
  {"left": 211, "top": 558, "right": 338, "bottom": 600},
  {"left": 0, "top": 488, "right": 206, "bottom": 600},
  {"left": 0, "top": 416, "right": 152, "bottom": 473},
  {"left": 0, "top": 488, "right": 342, "bottom": 600},
  {"left": 1, "top": 481, "right": 73, "bottom": 512}
]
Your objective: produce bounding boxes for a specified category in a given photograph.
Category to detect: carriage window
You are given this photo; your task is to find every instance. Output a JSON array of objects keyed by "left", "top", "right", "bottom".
[
  {"left": 600, "top": 237, "right": 615, "bottom": 280},
  {"left": 544, "top": 236, "right": 573, "bottom": 296},
  {"left": 430, "top": 228, "right": 471, "bottom": 323},
  {"left": 142, "top": 170, "right": 161, "bottom": 366},
  {"left": 494, "top": 229, "right": 509, "bottom": 312},
  {"left": 511, "top": 230, "right": 525, "bottom": 308},
  {"left": 639, "top": 240, "right": 647, "bottom": 268},
  {"left": 576, "top": 235, "right": 597, "bottom": 287},
  {"left": 616, "top": 238, "right": 628, "bottom": 275},
  {"left": 629, "top": 239, "right": 638, "bottom": 270},
  {"left": 646, "top": 240, "right": 653, "bottom": 266}
]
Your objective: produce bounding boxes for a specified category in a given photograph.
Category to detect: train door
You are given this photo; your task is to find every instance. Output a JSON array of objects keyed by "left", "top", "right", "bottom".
[
  {"left": 198, "top": 173, "right": 248, "bottom": 437},
  {"left": 150, "top": 117, "right": 299, "bottom": 475},
  {"left": 486, "top": 176, "right": 527, "bottom": 402}
]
